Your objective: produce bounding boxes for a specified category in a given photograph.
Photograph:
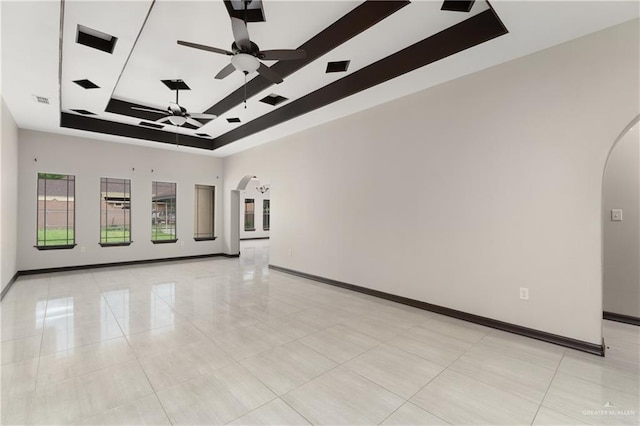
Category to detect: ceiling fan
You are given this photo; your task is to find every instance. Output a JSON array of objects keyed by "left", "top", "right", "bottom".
[
  {"left": 131, "top": 84, "right": 216, "bottom": 128},
  {"left": 177, "top": 0, "right": 306, "bottom": 84}
]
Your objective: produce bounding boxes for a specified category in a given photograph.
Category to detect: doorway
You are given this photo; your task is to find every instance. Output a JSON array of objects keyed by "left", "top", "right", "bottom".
[
  {"left": 602, "top": 116, "right": 640, "bottom": 326},
  {"left": 230, "top": 175, "right": 270, "bottom": 259}
]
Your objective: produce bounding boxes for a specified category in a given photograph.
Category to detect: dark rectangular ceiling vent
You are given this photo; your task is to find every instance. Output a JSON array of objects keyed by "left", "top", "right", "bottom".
[
  {"left": 33, "top": 95, "right": 49, "bottom": 104},
  {"left": 161, "top": 79, "right": 190, "bottom": 91},
  {"left": 326, "top": 60, "right": 351, "bottom": 73},
  {"left": 73, "top": 79, "right": 100, "bottom": 89},
  {"left": 195, "top": 133, "right": 212, "bottom": 137},
  {"left": 260, "top": 93, "right": 288, "bottom": 106},
  {"left": 139, "top": 121, "right": 164, "bottom": 129},
  {"left": 224, "top": 0, "right": 266, "bottom": 22},
  {"left": 76, "top": 25, "right": 118, "bottom": 54},
  {"left": 227, "top": 117, "right": 241, "bottom": 123},
  {"left": 441, "top": 1, "right": 475, "bottom": 13},
  {"left": 70, "top": 109, "right": 96, "bottom": 115}
]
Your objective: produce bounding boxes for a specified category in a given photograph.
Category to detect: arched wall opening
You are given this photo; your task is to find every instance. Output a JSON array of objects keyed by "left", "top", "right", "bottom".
[
  {"left": 602, "top": 115, "right": 640, "bottom": 326},
  {"left": 229, "top": 175, "right": 270, "bottom": 256}
]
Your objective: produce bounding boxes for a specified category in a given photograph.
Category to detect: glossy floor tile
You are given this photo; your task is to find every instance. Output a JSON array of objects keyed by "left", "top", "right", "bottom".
[
  {"left": 344, "top": 344, "right": 444, "bottom": 399},
  {"left": 381, "top": 402, "right": 451, "bottom": 425},
  {"left": 282, "top": 367, "right": 404, "bottom": 425},
  {"left": 1, "top": 240, "right": 639, "bottom": 425},
  {"left": 298, "top": 324, "right": 380, "bottom": 363},
  {"left": 542, "top": 372, "right": 640, "bottom": 425},
  {"left": 227, "top": 398, "right": 310, "bottom": 425},
  {"left": 449, "top": 345, "right": 556, "bottom": 403},
  {"left": 156, "top": 364, "right": 277, "bottom": 425},
  {"left": 410, "top": 369, "right": 539, "bottom": 425},
  {"left": 241, "top": 341, "right": 337, "bottom": 396}
]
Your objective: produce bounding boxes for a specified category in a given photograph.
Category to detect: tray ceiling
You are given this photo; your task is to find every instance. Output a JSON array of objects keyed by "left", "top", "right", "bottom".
[{"left": 2, "top": 1, "right": 638, "bottom": 156}]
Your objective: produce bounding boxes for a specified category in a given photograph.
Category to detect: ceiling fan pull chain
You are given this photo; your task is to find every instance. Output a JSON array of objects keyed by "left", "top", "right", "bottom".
[{"left": 244, "top": 72, "right": 248, "bottom": 109}]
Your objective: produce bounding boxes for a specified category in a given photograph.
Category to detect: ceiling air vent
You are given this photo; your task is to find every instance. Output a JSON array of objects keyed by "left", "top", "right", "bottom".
[
  {"left": 260, "top": 93, "right": 288, "bottom": 106},
  {"left": 161, "top": 79, "right": 190, "bottom": 91},
  {"left": 139, "top": 121, "right": 164, "bottom": 129},
  {"left": 76, "top": 25, "right": 118, "bottom": 54},
  {"left": 32, "top": 95, "right": 50, "bottom": 104},
  {"left": 441, "top": 1, "right": 475, "bottom": 12},
  {"left": 227, "top": 117, "right": 241, "bottom": 123},
  {"left": 326, "top": 60, "right": 350, "bottom": 73},
  {"left": 73, "top": 79, "right": 100, "bottom": 89},
  {"left": 70, "top": 109, "right": 96, "bottom": 115},
  {"left": 224, "top": 0, "right": 266, "bottom": 23}
]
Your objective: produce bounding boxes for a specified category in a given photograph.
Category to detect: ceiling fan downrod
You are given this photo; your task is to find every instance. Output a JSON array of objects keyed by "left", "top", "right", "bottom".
[{"left": 244, "top": 72, "right": 248, "bottom": 109}]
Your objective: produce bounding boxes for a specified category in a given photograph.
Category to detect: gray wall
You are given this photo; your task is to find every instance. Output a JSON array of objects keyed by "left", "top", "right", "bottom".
[
  {"left": 223, "top": 20, "right": 640, "bottom": 345},
  {"left": 1, "top": 97, "right": 19, "bottom": 291},
  {"left": 17, "top": 130, "right": 224, "bottom": 271},
  {"left": 603, "top": 121, "right": 640, "bottom": 318}
]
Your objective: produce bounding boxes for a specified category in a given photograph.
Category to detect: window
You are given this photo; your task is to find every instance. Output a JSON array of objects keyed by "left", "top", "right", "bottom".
[
  {"left": 151, "top": 181, "right": 177, "bottom": 243},
  {"left": 100, "top": 178, "right": 131, "bottom": 246},
  {"left": 244, "top": 198, "right": 255, "bottom": 231},
  {"left": 194, "top": 184, "right": 216, "bottom": 240},
  {"left": 263, "top": 199, "right": 270, "bottom": 231},
  {"left": 36, "top": 173, "right": 75, "bottom": 249}
]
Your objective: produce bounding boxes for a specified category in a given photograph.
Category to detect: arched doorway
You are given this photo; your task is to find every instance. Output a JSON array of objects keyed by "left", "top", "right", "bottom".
[
  {"left": 229, "top": 175, "right": 270, "bottom": 257},
  {"left": 602, "top": 115, "right": 640, "bottom": 326}
]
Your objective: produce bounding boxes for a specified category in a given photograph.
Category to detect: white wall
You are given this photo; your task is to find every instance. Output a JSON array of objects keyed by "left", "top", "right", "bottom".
[
  {"left": 603, "top": 122, "right": 640, "bottom": 318},
  {"left": 1, "top": 97, "right": 19, "bottom": 291},
  {"left": 240, "top": 178, "right": 270, "bottom": 239},
  {"left": 18, "top": 130, "right": 224, "bottom": 270},
  {"left": 223, "top": 19, "right": 640, "bottom": 345}
]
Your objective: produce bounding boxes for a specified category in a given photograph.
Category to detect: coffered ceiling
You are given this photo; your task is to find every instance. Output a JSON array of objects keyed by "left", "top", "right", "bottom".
[{"left": 2, "top": 1, "right": 638, "bottom": 156}]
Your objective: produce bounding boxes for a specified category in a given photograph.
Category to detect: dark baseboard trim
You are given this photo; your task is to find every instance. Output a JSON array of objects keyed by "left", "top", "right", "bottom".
[
  {"left": 240, "top": 237, "right": 270, "bottom": 241},
  {"left": 18, "top": 253, "right": 234, "bottom": 276},
  {"left": 221, "top": 253, "right": 240, "bottom": 258},
  {"left": 269, "top": 264, "right": 605, "bottom": 356},
  {"left": 604, "top": 311, "right": 640, "bottom": 327},
  {"left": 1, "top": 272, "right": 20, "bottom": 301}
]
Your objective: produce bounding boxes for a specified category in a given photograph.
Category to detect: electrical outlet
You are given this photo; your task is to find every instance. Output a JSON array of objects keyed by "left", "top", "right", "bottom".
[
  {"left": 180, "top": 240, "right": 185, "bottom": 246},
  {"left": 80, "top": 246, "right": 86, "bottom": 253},
  {"left": 519, "top": 287, "right": 529, "bottom": 300},
  {"left": 611, "top": 209, "right": 623, "bottom": 221},
  {"left": 288, "top": 249, "right": 293, "bottom": 256}
]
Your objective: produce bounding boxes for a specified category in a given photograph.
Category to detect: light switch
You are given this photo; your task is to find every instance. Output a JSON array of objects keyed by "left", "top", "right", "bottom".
[{"left": 611, "top": 209, "right": 623, "bottom": 221}]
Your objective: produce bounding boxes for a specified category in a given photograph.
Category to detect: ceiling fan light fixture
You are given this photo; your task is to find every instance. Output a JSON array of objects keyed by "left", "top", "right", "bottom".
[
  {"left": 168, "top": 116, "right": 187, "bottom": 126},
  {"left": 231, "top": 53, "right": 260, "bottom": 73}
]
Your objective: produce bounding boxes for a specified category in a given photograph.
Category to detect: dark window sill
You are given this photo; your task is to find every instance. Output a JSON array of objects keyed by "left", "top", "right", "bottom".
[
  {"left": 194, "top": 237, "right": 217, "bottom": 242},
  {"left": 35, "top": 244, "right": 76, "bottom": 251},
  {"left": 263, "top": 229, "right": 270, "bottom": 231},
  {"left": 152, "top": 239, "right": 178, "bottom": 244},
  {"left": 99, "top": 242, "right": 132, "bottom": 247},
  {"left": 244, "top": 229, "right": 256, "bottom": 232}
]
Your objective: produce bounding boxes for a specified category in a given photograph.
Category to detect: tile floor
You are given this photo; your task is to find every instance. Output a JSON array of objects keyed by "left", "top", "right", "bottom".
[{"left": 1, "top": 241, "right": 639, "bottom": 425}]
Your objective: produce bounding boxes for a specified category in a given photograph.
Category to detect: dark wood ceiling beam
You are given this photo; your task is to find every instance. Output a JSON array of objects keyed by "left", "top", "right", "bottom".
[
  {"left": 211, "top": 7, "right": 508, "bottom": 150},
  {"left": 61, "top": 112, "right": 213, "bottom": 150},
  {"left": 204, "top": 0, "right": 411, "bottom": 117}
]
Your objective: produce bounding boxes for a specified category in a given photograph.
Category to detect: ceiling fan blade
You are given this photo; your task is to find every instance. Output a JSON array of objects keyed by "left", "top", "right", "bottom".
[
  {"left": 260, "top": 49, "right": 307, "bottom": 61},
  {"left": 132, "top": 106, "right": 168, "bottom": 115},
  {"left": 257, "top": 62, "right": 283, "bottom": 84},
  {"left": 189, "top": 113, "right": 217, "bottom": 120},
  {"left": 156, "top": 117, "right": 172, "bottom": 124},
  {"left": 231, "top": 17, "right": 251, "bottom": 50},
  {"left": 185, "top": 117, "right": 204, "bottom": 128},
  {"left": 215, "top": 63, "right": 236, "bottom": 80},
  {"left": 177, "top": 40, "right": 233, "bottom": 56}
]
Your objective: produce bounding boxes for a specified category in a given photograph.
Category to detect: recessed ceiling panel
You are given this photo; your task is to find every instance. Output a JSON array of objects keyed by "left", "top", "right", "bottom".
[{"left": 22, "top": 0, "right": 629, "bottom": 153}]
